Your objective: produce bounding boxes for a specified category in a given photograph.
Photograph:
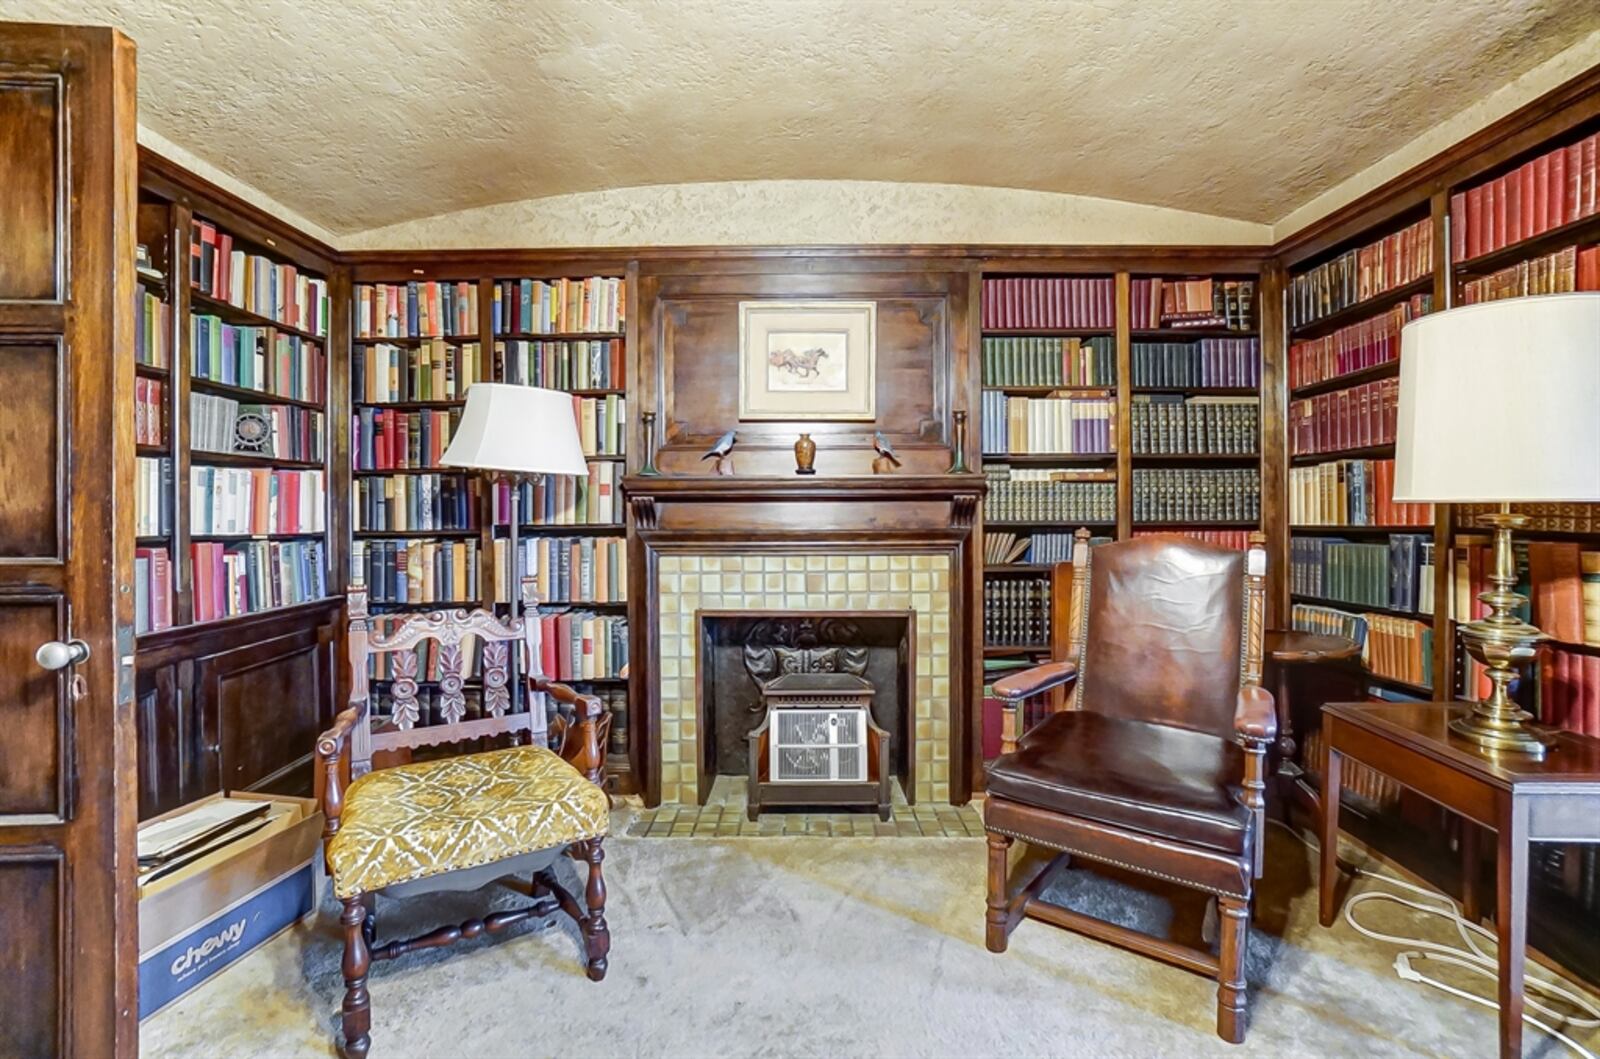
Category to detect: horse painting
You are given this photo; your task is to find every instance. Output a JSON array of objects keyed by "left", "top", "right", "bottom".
[{"left": 768, "top": 346, "right": 830, "bottom": 380}]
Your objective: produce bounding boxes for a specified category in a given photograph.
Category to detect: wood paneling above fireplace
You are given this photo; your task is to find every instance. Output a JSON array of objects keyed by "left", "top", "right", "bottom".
[{"left": 636, "top": 259, "right": 978, "bottom": 478}]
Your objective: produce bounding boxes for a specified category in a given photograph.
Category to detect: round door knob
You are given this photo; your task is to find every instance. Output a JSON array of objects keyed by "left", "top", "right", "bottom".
[{"left": 36, "top": 639, "right": 90, "bottom": 670}]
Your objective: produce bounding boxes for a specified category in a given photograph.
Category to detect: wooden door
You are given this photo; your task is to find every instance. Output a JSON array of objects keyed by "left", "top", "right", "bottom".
[{"left": 0, "top": 22, "right": 139, "bottom": 1058}]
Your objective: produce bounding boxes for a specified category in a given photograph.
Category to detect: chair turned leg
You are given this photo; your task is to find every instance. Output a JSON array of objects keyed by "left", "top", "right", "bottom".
[
  {"left": 580, "top": 838, "right": 610, "bottom": 982},
  {"left": 985, "top": 832, "right": 1013, "bottom": 954},
  {"left": 1216, "top": 896, "right": 1249, "bottom": 1044},
  {"left": 361, "top": 894, "right": 377, "bottom": 949},
  {"left": 338, "top": 894, "right": 373, "bottom": 1059}
]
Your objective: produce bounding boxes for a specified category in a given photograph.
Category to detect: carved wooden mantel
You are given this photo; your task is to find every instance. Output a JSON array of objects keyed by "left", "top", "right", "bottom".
[{"left": 624, "top": 472, "right": 988, "bottom": 806}]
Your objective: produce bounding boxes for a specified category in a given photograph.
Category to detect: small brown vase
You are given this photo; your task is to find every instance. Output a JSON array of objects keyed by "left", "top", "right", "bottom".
[{"left": 794, "top": 433, "right": 817, "bottom": 475}]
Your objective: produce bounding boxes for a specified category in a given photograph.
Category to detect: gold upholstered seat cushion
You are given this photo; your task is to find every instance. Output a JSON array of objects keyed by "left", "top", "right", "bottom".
[{"left": 326, "top": 744, "right": 609, "bottom": 898}]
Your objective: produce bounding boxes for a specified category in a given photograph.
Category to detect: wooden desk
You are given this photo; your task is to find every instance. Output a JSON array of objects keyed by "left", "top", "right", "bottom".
[
  {"left": 1263, "top": 630, "right": 1360, "bottom": 813},
  {"left": 1318, "top": 702, "right": 1600, "bottom": 1058}
]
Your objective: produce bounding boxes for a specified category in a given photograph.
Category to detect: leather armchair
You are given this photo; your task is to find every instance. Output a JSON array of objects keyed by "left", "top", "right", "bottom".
[{"left": 983, "top": 529, "right": 1274, "bottom": 1045}]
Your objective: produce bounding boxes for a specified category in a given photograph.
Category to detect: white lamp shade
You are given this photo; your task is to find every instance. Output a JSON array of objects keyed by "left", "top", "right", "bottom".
[
  {"left": 1394, "top": 293, "right": 1600, "bottom": 503},
  {"left": 439, "top": 383, "right": 589, "bottom": 476}
]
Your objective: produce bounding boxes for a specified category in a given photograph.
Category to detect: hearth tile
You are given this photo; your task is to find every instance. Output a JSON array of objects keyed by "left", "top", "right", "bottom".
[
  {"left": 659, "top": 679, "right": 680, "bottom": 704},
  {"left": 917, "top": 676, "right": 933, "bottom": 699},
  {"left": 662, "top": 719, "right": 680, "bottom": 743},
  {"left": 681, "top": 717, "right": 697, "bottom": 739},
  {"left": 743, "top": 573, "right": 762, "bottom": 591},
  {"left": 661, "top": 556, "right": 682, "bottom": 574},
  {"left": 661, "top": 741, "right": 680, "bottom": 764},
  {"left": 931, "top": 611, "right": 950, "bottom": 633},
  {"left": 911, "top": 570, "right": 932, "bottom": 591},
  {"left": 660, "top": 656, "right": 680, "bottom": 678},
  {"left": 866, "top": 571, "right": 888, "bottom": 591},
  {"left": 847, "top": 555, "right": 866, "bottom": 572},
  {"left": 827, "top": 555, "right": 847, "bottom": 571},
  {"left": 785, "top": 556, "right": 805, "bottom": 571},
  {"left": 890, "top": 556, "right": 911, "bottom": 572},
  {"left": 912, "top": 592, "right": 932, "bottom": 614},
  {"left": 869, "top": 555, "right": 888, "bottom": 571},
  {"left": 780, "top": 572, "right": 800, "bottom": 593},
  {"left": 932, "top": 676, "right": 949, "bottom": 699},
  {"left": 681, "top": 573, "right": 700, "bottom": 593},
  {"left": 805, "top": 573, "right": 824, "bottom": 592},
  {"left": 805, "top": 555, "right": 826, "bottom": 571},
  {"left": 890, "top": 571, "right": 910, "bottom": 592},
  {"left": 916, "top": 718, "right": 934, "bottom": 741},
  {"left": 928, "top": 653, "right": 947, "bottom": 677}
]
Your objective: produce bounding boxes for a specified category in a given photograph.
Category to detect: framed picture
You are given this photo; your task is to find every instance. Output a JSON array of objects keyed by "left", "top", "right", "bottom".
[{"left": 737, "top": 300, "right": 876, "bottom": 421}]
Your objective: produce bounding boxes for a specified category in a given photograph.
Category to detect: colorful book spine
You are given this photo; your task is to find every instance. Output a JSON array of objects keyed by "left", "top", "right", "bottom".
[
  {"left": 1289, "top": 217, "right": 1432, "bottom": 329},
  {"left": 190, "top": 538, "right": 328, "bottom": 621},
  {"left": 1129, "top": 278, "right": 1257, "bottom": 330},
  {"left": 495, "top": 339, "right": 625, "bottom": 390},
  {"left": 1130, "top": 338, "right": 1259, "bottom": 388},
  {"left": 980, "top": 336, "right": 1115, "bottom": 387},
  {"left": 1288, "top": 377, "right": 1398, "bottom": 456},
  {"left": 354, "top": 282, "right": 480, "bottom": 339},
  {"left": 136, "top": 285, "right": 171, "bottom": 368},
  {"left": 493, "top": 536, "right": 629, "bottom": 604},
  {"left": 350, "top": 538, "right": 480, "bottom": 607},
  {"left": 1288, "top": 295, "right": 1430, "bottom": 390},
  {"left": 353, "top": 474, "right": 480, "bottom": 533},
  {"left": 351, "top": 408, "right": 459, "bottom": 471},
  {"left": 491, "top": 277, "right": 625, "bottom": 335},
  {"left": 189, "top": 219, "right": 330, "bottom": 336},
  {"left": 1288, "top": 457, "right": 1433, "bottom": 526},
  {"left": 983, "top": 578, "right": 1051, "bottom": 647},
  {"left": 1132, "top": 468, "right": 1259, "bottom": 524},
  {"left": 980, "top": 277, "right": 1116, "bottom": 330},
  {"left": 1451, "top": 132, "right": 1600, "bottom": 262},
  {"left": 1458, "top": 244, "right": 1600, "bottom": 304},
  {"left": 1130, "top": 396, "right": 1258, "bottom": 455},
  {"left": 493, "top": 461, "right": 623, "bottom": 526},
  {"left": 982, "top": 467, "right": 1115, "bottom": 523},
  {"left": 133, "top": 546, "right": 174, "bottom": 635},
  {"left": 188, "top": 466, "right": 326, "bottom": 536}
]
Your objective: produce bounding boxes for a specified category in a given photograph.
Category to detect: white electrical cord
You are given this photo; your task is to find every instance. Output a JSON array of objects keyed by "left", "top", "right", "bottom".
[{"left": 1271, "top": 819, "right": 1600, "bottom": 1058}]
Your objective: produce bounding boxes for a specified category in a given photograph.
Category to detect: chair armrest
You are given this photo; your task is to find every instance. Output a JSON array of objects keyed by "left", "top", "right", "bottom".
[
  {"left": 991, "top": 661, "right": 1077, "bottom": 702},
  {"left": 1232, "top": 684, "right": 1277, "bottom": 747},
  {"left": 315, "top": 704, "right": 365, "bottom": 837},
  {"left": 536, "top": 677, "right": 606, "bottom": 786}
]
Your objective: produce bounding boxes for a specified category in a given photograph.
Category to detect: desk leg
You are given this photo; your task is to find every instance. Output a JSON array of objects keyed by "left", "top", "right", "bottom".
[
  {"left": 1319, "top": 744, "right": 1342, "bottom": 928},
  {"left": 1461, "top": 822, "right": 1480, "bottom": 925},
  {"left": 1496, "top": 797, "right": 1529, "bottom": 1059}
]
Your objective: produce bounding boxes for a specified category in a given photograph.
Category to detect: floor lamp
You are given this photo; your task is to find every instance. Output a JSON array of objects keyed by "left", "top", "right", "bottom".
[
  {"left": 1394, "top": 292, "right": 1600, "bottom": 757},
  {"left": 441, "top": 383, "right": 589, "bottom": 720}
]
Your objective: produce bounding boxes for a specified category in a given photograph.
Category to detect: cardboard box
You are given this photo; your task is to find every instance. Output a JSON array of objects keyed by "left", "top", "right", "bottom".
[{"left": 137, "top": 792, "right": 323, "bottom": 1019}]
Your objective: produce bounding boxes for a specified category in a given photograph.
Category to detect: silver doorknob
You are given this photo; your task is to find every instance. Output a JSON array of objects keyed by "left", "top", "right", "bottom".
[{"left": 36, "top": 639, "right": 90, "bottom": 670}]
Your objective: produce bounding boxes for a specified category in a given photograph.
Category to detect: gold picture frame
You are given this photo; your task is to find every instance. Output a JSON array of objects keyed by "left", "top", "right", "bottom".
[{"left": 737, "top": 300, "right": 877, "bottom": 421}]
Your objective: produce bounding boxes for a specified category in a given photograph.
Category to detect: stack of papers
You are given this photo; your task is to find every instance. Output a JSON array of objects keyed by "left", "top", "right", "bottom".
[{"left": 137, "top": 799, "right": 273, "bottom": 884}]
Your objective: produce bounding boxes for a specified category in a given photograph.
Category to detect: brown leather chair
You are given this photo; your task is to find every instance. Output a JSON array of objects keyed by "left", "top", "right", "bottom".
[{"left": 983, "top": 529, "right": 1275, "bottom": 1044}]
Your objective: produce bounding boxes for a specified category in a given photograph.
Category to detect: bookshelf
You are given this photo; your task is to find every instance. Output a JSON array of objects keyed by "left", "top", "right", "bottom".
[
  {"left": 976, "top": 267, "right": 1265, "bottom": 667},
  {"left": 1284, "top": 203, "right": 1442, "bottom": 699},
  {"left": 345, "top": 267, "right": 635, "bottom": 790}
]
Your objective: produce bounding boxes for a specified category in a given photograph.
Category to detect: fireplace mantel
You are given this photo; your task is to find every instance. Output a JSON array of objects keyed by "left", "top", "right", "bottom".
[{"left": 622, "top": 472, "right": 987, "bottom": 806}]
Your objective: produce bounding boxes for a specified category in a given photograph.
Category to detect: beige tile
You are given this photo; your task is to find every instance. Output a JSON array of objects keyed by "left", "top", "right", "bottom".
[
  {"left": 785, "top": 556, "right": 805, "bottom": 571},
  {"left": 869, "top": 555, "right": 889, "bottom": 571},
  {"left": 660, "top": 556, "right": 682, "bottom": 574}
]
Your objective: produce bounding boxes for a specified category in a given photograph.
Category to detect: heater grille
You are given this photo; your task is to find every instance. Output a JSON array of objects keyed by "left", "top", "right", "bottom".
[{"left": 769, "top": 708, "right": 868, "bottom": 782}]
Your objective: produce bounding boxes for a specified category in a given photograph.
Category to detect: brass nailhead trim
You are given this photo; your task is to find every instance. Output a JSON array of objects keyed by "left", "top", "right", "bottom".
[{"left": 983, "top": 824, "right": 1249, "bottom": 901}]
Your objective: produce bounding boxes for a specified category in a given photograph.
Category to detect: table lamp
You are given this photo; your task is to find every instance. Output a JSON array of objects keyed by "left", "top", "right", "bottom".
[
  {"left": 441, "top": 381, "right": 588, "bottom": 618},
  {"left": 1394, "top": 292, "right": 1600, "bottom": 757}
]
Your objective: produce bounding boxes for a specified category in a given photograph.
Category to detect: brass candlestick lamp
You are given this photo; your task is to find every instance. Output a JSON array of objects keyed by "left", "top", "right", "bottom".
[{"left": 1394, "top": 293, "right": 1600, "bottom": 759}]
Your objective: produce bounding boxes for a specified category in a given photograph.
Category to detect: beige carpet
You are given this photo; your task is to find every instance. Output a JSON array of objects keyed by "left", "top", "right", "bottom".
[{"left": 141, "top": 825, "right": 1598, "bottom": 1057}]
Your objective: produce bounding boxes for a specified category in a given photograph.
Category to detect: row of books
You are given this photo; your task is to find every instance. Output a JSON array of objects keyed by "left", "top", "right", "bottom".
[
  {"left": 354, "top": 281, "right": 480, "bottom": 339},
  {"left": 352, "top": 407, "right": 458, "bottom": 472},
  {"left": 353, "top": 473, "right": 480, "bottom": 534},
  {"left": 1129, "top": 396, "right": 1258, "bottom": 455},
  {"left": 136, "top": 285, "right": 171, "bottom": 368},
  {"left": 1303, "top": 725, "right": 1402, "bottom": 808},
  {"left": 353, "top": 340, "right": 483, "bottom": 405},
  {"left": 1133, "top": 529, "right": 1252, "bottom": 550},
  {"left": 980, "top": 336, "right": 1115, "bottom": 388},
  {"left": 352, "top": 538, "right": 480, "bottom": 606},
  {"left": 1288, "top": 376, "right": 1399, "bottom": 457},
  {"left": 984, "top": 532, "right": 1031, "bottom": 565},
  {"left": 192, "top": 394, "right": 325, "bottom": 462},
  {"left": 1289, "top": 458, "right": 1435, "bottom": 527},
  {"left": 533, "top": 611, "right": 629, "bottom": 682},
  {"left": 1130, "top": 277, "right": 1257, "bottom": 331},
  {"left": 135, "top": 377, "right": 165, "bottom": 447},
  {"left": 1451, "top": 132, "right": 1600, "bottom": 262},
  {"left": 134, "top": 546, "right": 174, "bottom": 635},
  {"left": 572, "top": 394, "right": 626, "bottom": 457},
  {"left": 598, "top": 689, "right": 629, "bottom": 754},
  {"left": 191, "top": 539, "right": 329, "bottom": 622},
  {"left": 1455, "top": 502, "right": 1600, "bottom": 535},
  {"left": 981, "top": 277, "right": 1115, "bottom": 330},
  {"left": 136, "top": 457, "right": 173, "bottom": 538},
  {"left": 1131, "top": 468, "right": 1259, "bottom": 524},
  {"left": 1291, "top": 534, "right": 1433, "bottom": 614},
  {"left": 363, "top": 616, "right": 491, "bottom": 680},
  {"left": 1538, "top": 646, "right": 1600, "bottom": 737},
  {"left": 1130, "top": 338, "right": 1260, "bottom": 389},
  {"left": 190, "top": 467, "right": 327, "bottom": 536},
  {"left": 980, "top": 391, "right": 1115, "bottom": 455},
  {"left": 1015, "top": 531, "right": 1079, "bottom": 565},
  {"left": 1458, "top": 244, "right": 1600, "bottom": 305},
  {"left": 497, "top": 339, "right": 625, "bottom": 391},
  {"left": 984, "top": 578, "right": 1049, "bottom": 647},
  {"left": 1452, "top": 538, "right": 1600, "bottom": 647},
  {"left": 493, "top": 463, "right": 623, "bottom": 526},
  {"left": 493, "top": 277, "right": 625, "bottom": 336},
  {"left": 1290, "top": 603, "right": 1434, "bottom": 690},
  {"left": 984, "top": 531, "right": 1104, "bottom": 567},
  {"left": 190, "top": 220, "right": 329, "bottom": 337},
  {"left": 1287, "top": 295, "right": 1431, "bottom": 392},
  {"left": 1288, "top": 216, "right": 1433, "bottom": 330},
  {"left": 982, "top": 467, "right": 1115, "bottom": 524},
  {"left": 504, "top": 536, "right": 628, "bottom": 605},
  {"left": 191, "top": 316, "right": 326, "bottom": 404}
]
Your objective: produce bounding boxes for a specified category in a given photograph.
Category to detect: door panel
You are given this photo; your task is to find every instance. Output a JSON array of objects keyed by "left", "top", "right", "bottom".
[
  {"left": 0, "top": 850, "right": 63, "bottom": 1056},
  {"left": 0, "top": 75, "right": 61, "bottom": 302},
  {"left": 0, "top": 21, "right": 138, "bottom": 1058},
  {"left": 0, "top": 339, "right": 63, "bottom": 558},
  {"left": 0, "top": 594, "right": 66, "bottom": 816}
]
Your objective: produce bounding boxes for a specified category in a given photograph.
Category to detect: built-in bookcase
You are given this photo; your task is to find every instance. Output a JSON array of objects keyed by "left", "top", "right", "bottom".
[
  {"left": 132, "top": 194, "right": 336, "bottom": 637},
  {"left": 976, "top": 267, "right": 1265, "bottom": 667},
  {"left": 346, "top": 267, "right": 635, "bottom": 790},
  {"left": 1284, "top": 207, "right": 1440, "bottom": 702}
]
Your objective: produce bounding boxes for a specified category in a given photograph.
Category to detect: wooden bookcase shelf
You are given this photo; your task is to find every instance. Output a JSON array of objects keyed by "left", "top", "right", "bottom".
[
  {"left": 1289, "top": 359, "right": 1400, "bottom": 399},
  {"left": 188, "top": 376, "right": 326, "bottom": 411},
  {"left": 1288, "top": 274, "right": 1433, "bottom": 341}
]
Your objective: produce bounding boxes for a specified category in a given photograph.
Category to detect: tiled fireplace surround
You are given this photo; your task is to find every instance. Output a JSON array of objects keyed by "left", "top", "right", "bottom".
[
  {"left": 624, "top": 475, "right": 984, "bottom": 808},
  {"left": 656, "top": 551, "right": 952, "bottom": 805}
]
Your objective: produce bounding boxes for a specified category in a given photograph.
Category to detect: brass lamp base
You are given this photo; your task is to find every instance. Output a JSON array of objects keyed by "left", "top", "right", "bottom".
[{"left": 1451, "top": 509, "right": 1557, "bottom": 759}]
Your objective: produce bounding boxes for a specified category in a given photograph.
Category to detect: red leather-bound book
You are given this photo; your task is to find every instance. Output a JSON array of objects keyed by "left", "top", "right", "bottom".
[
  {"left": 150, "top": 549, "right": 172, "bottom": 631},
  {"left": 1586, "top": 134, "right": 1599, "bottom": 217},
  {"left": 1467, "top": 185, "right": 1485, "bottom": 259},
  {"left": 1578, "top": 247, "right": 1600, "bottom": 291},
  {"left": 1533, "top": 155, "right": 1549, "bottom": 236},
  {"left": 1563, "top": 143, "right": 1580, "bottom": 224},
  {"left": 1584, "top": 654, "right": 1600, "bottom": 737},
  {"left": 1492, "top": 176, "right": 1509, "bottom": 253},
  {"left": 1545, "top": 542, "right": 1585, "bottom": 645},
  {"left": 1450, "top": 193, "right": 1467, "bottom": 263},
  {"left": 1505, "top": 165, "right": 1524, "bottom": 246}
]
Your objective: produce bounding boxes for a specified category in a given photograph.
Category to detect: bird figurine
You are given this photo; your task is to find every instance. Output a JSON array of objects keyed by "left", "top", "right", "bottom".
[
  {"left": 872, "top": 431, "right": 902, "bottom": 475},
  {"left": 702, "top": 429, "right": 737, "bottom": 476}
]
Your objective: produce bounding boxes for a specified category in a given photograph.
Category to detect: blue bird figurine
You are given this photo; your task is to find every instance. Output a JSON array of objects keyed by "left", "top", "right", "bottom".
[
  {"left": 703, "top": 429, "right": 737, "bottom": 476},
  {"left": 872, "top": 431, "right": 901, "bottom": 474}
]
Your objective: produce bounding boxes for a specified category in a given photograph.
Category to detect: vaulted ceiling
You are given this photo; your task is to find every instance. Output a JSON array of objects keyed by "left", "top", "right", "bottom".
[{"left": 9, "top": 0, "right": 1600, "bottom": 238}]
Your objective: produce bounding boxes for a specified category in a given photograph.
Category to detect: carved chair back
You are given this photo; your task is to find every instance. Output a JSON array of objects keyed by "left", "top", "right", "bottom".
[
  {"left": 347, "top": 579, "right": 547, "bottom": 779},
  {"left": 1058, "top": 528, "right": 1267, "bottom": 740}
]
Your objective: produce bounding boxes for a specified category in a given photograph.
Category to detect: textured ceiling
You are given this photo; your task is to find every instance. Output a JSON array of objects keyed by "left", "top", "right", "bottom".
[{"left": 9, "top": 0, "right": 1600, "bottom": 237}]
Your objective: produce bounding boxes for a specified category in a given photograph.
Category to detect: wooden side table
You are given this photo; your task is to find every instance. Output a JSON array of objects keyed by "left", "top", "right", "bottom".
[
  {"left": 1263, "top": 630, "right": 1360, "bottom": 811},
  {"left": 1318, "top": 702, "right": 1600, "bottom": 1058}
]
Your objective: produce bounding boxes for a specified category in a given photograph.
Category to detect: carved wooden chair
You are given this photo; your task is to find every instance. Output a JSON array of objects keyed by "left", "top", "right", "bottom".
[
  {"left": 316, "top": 581, "right": 611, "bottom": 1059},
  {"left": 983, "top": 530, "right": 1275, "bottom": 1044}
]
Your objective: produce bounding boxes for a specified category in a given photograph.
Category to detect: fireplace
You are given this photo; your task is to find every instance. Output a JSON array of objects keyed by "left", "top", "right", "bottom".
[{"left": 697, "top": 611, "right": 914, "bottom": 805}]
